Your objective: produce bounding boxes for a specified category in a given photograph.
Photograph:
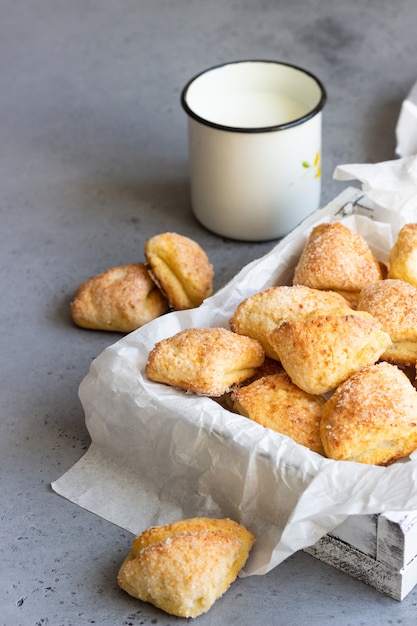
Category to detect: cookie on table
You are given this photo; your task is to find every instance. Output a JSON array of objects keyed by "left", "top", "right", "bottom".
[
  {"left": 71, "top": 262, "right": 169, "bottom": 332},
  {"left": 117, "top": 517, "right": 255, "bottom": 618},
  {"left": 144, "top": 232, "right": 214, "bottom": 310}
]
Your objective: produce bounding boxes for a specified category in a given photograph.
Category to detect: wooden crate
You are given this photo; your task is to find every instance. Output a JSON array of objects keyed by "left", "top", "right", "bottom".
[
  {"left": 304, "top": 511, "right": 417, "bottom": 600},
  {"left": 299, "top": 191, "right": 417, "bottom": 600}
]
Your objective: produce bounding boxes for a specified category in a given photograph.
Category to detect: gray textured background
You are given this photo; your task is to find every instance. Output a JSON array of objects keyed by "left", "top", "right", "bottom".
[{"left": 2, "top": 1, "right": 417, "bottom": 624}]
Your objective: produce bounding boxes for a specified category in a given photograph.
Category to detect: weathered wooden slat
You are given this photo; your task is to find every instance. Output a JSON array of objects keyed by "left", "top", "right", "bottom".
[
  {"left": 330, "top": 514, "right": 378, "bottom": 558},
  {"left": 377, "top": 511, "right": 417, "bottom": 570},
  {"left": 304, "top": 534, "right": 417, "bottom": 601}
]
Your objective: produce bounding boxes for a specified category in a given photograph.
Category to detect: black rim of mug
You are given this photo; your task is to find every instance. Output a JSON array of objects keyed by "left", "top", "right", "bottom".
[{"left": 180, "top": 59, "right": 327, "bottom": 133}]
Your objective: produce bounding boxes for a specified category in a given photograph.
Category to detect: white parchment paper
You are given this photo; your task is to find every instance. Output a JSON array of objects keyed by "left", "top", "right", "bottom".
[
  {"left": 52, "top": 186, "right": 417, "bottom": 576},
  {"left": 334, "top": 156, "right": 417, "bottom": 228},
  {"left": 396, "top": 80, "right": 417, "bottom": 157}
]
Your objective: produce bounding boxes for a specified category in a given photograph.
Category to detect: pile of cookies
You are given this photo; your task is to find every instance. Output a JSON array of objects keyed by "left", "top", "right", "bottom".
[
  {"left": 118, "top": 222, "right": 417, "bottom": 619},
  {"left": 70, "top": 232, "right": 214, "bottom": 332},
  {"left": 146, "top": 221, "right": 417, "bottom": 468}
]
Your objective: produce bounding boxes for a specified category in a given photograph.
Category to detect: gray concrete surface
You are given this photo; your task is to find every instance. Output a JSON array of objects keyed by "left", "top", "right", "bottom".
[{"left": 2, "top": 1, "right": 417, "bottom": 624}]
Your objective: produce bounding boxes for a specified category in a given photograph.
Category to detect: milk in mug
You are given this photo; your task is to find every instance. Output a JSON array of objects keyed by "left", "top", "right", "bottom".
[{"left": 199, "top": 92, "right": 309, "bottom": 129}]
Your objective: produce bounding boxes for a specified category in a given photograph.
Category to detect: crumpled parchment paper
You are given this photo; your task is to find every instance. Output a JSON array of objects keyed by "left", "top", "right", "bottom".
[
  {"left": 52, "top": 186, "right": 417, "bottom": 577},
  {"left": 396, "top": 79, "right": 417, "bottom": 157},
  {"left": 334, "top": 155, "right": 417, "bottom": 229}
]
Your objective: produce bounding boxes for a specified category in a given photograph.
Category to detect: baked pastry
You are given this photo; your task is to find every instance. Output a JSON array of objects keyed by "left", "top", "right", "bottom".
[
  {"left": 144, "top": 232, "right": 214, "bottom": 310},
  {"left": 232, "top": 371, "right": 326, "bottom": 454},
  {"left": 230, "top": 285, "right": 352, "bottom": 360},
  {"left": 117, "top": 517, "right": 255, "bottom": 618},
  {"left": 213, "top": 358, "right": 285, "bottom": 412},
  {"left": 388, "top": 223, "right": 417, "bottom": 286},
  {"left": 146, "top": 327, "right": 265, "bottom": 396},
  {"left": 268, "top": 310, "right": 392, "bottom": 394},
  {"left": 71, "top": 263, "right": 169, "bottom": 332},
  {"left": 320, "top": 362, "right": 417, "bottom": 465},
  {"left": 293, "top": 221, "right": 383, "bottom": 306},
  {"left": 357, "top": 279, "right": 417, "bottom": 366}
]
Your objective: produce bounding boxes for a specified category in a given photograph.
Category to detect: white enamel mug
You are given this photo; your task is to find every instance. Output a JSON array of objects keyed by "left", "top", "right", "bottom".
[{"left": 181, "top": 60, "right": 327, "bottom": 241}]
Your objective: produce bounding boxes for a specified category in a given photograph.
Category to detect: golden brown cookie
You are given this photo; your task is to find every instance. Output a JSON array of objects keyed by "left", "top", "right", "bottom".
[
  {"left": 293, "top": 222, "right": 383, "bottom": 306},
  {"left": 357, "top": 278, "right": 417, "bottom": 366},
  {"left": 268, "top": 310, "right": 392, "bottom": 395},
  {"left": 117, "top": 517, "right": 255, "bottom": 618},
  {"left": 388, "top": 223, "right": 417, "bottom": 286},
  {"left": 144, "top": 232, "right": 214, "bottom": 310},
  {"left": 71, "top": 263, "right": 169, "bottom": 332},
  {"left": 230, "top": 285, "right": 352, "bottom": 360},
  {"left": 232, "top": 371, "right": 326, "bottom": 454},
  {"left": 146, "top": 327, "right": 265, "bottom": 396},
  {"left": 320, "top": 362, "right": 417, "bottom": 465}
]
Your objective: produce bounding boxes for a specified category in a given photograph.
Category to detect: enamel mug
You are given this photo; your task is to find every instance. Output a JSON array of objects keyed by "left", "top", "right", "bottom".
[{"left": 181, "top": 60, "right": 327, "bottom": 241}]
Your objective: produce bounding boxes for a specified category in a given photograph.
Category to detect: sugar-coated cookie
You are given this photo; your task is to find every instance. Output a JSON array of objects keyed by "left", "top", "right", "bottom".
[
  {"left": 293, "top": 222, "right": 383, "bottom": 306},
  {"left": 71, "top": 263, "right": 168, "bottom": 332},
  {"left": 232, "top": 371, "right": 325, "bottom": 454},
  {"left": 320, "top": 362, "right": 417, "bottom": 465},
  {"left": 357, "top": 278, "right": 417, "bottom": 366},
  {"left": 388, "top": 223, "right": 417, "bottom": 286},
  {"left": 117, "top": 517, "right": 255, "bottom": 618},
  {"left": 230, "top": 285, "right": 352, "bottom": 360},
  {"left": 268, "top": 310, "right": 391, "bottom": 395},
  {"left": 145, "top": 232, "right": 214, "bottom": 310},
  {"left": 146, "top": 327, "right": 265, "bottom": 396}
]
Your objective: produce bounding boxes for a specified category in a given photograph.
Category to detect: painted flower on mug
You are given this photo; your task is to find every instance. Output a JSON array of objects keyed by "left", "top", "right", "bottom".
[{"left": 302, "top": 151, "right": 321, "bottom": 178}]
